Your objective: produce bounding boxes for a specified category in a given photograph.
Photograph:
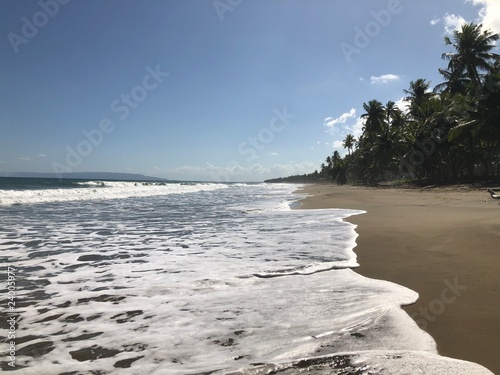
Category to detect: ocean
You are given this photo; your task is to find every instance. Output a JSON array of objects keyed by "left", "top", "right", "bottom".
[{"left": 0, "top": 178, "right": 492, "bottom": 374}]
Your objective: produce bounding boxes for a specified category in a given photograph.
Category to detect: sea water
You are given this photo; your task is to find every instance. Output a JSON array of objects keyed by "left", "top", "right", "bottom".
[{"left": 0, "top": 180, "right": 492, "bottom": 374}]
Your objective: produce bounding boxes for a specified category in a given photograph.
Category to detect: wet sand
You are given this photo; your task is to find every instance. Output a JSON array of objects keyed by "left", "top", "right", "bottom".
[{"left": 297, "top": 184, "right": 500, "bottom": 374}]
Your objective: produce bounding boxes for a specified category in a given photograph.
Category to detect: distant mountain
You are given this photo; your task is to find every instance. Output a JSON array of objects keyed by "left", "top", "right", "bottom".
[{"left": 2, "top": 172, "right": 169, "bottom": 181}]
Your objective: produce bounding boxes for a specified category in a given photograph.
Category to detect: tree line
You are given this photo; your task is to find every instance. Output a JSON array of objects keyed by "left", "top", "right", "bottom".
[{"left": 266, "top": 23, "right": 500, "bottom": 185}]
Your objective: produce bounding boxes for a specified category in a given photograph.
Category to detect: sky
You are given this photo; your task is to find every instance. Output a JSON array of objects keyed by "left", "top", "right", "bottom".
[{"left": 1, "top": 0, "right": 499, "bottom": 182}]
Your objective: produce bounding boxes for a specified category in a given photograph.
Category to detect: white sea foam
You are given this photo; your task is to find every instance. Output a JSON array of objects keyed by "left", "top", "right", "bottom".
[
  {"left": 0, "top": 180, "right": 230, "bottom": 206},
  {"left": 0, "top": 183, "right": 493, "bottom": 374}
]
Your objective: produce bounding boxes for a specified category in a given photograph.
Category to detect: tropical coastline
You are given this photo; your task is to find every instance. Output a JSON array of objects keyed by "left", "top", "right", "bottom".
[
  {"left": 266, "top": 22, "right": 500, "bottom": 189},
  {"left": 297, "top": 184, "right": 500, "bottom": 374},
  {"left": 4, "top": 1, "right": 500, "bottom": 373}
]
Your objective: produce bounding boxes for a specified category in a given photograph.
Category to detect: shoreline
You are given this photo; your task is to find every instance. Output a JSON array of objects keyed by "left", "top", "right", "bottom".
[{"left": 296, "top": 184, "right": 500, "bottom": 374}]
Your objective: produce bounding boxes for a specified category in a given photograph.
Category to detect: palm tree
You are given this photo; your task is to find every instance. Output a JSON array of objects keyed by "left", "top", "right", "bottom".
[
  {"left": 369, "top": 124, "right": 402, "bottom": 174},
  {"left": 405, "top": 79, "right": 433, "bottom": 117},
  {"left": 441, "top": 23, "right": 499, "bottom": 87},
  {"left": 320, "top": 163, "right": 326, "bottom": 178},
  {"left": 385, "top": 101, "right": 398, "bottom": 127},
  {"left": 402, "top": 79, "right": 440, "bottom": 140},
  {"left": 325, "top": 156, "right": 332, "bottom": 169},
  {"left": 332, "top": 150, "right": 341, "bottom": 166},
  {"left": 329, "top": 151, "right": 347, "bottom": 185},
  {"left": 432, "top": 24, "right": 500, "bottom": 180},
  {"left": 342, "top": 134, "right": 356, "bottom": 155},
  {"left": 434, "top": 67, "right": 469, "bottom": 95},
  {"left": 447, "top": 66, "right": 500, "bottom": 177},
  {"left": 304, "top": 24, "right": 500, "bottom": 185},
  {"left": 405, "top": 79, "right": 431, "bottom": 102},
  {"left": 361, "top": 100, "right": 386, "bottom": 134}
]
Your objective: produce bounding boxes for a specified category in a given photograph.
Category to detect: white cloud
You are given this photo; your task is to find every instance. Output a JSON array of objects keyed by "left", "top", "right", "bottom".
[
  {"left": 443, "top": 13, "right": 468, "bottom": 35},
  {"left": 349, "top": 117, "right": 365, "bottom": 139},
  {"left": 327, "top": 116, "right": 365, "bottom": 155},
  {"left": 324, "top": 108, "right": 356, "bottom": 135},
  {"left": 332, "top": 140, "right": 344, "bottom": 148},
  {"left": 268, "top": 162, "right": 318, "bottom": 177},
  {"left": 18, "top": 157, "right": 30, "bottom": 161},
  {"left": 395, "top": 97, "right": 410, "bottom": 113},
  {"left": 430, "top": 17, "right": 441, "bottom": 26},
  {"left": 323, "top": 108, "right": 364, "bottom": 157},
  {"left": 270, "top": 152, "right": 278, "bottom": 156},
  {"left": 433, "top": 2, "right": 500, "bottom": 36},
  {"left": 37, "top": 154, "right": 47, "bottom": 158},
  {"left": 467, "top": 0, "right": 500, "bottom": 34},
  {"left": 148, "top": 162, "right": 319, "bottom": 182},
  {"left": 370, "top": 74, "right": 400, "bottom": 84}
]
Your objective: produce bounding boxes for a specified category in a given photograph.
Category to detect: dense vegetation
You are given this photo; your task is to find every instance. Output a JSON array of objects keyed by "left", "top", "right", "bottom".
[{"left": 267, "top": 23, "right": 500, "bottom": 186}]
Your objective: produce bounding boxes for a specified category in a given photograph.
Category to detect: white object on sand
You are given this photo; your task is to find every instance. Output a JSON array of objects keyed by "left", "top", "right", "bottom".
[{"left": 487, "top": 189, "right": 500, "bottom": 199}]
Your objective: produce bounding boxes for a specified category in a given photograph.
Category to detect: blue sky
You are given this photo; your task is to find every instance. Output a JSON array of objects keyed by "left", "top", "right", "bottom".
[{"left": 1, "top": 0, "right": 499, "bottom": 182}]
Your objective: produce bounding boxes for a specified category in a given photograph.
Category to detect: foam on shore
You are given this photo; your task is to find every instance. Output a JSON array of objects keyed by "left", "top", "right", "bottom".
[
  {"left": 0, "top": 183, "right": 493, "bottom": 374},
  {"left": 0, "top": 180, "right": 230, "bottom": 206}
]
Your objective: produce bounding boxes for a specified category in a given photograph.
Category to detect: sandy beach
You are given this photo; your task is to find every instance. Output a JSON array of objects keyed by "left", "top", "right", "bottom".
[{"left": 298, "top": 184, "right": 500, "bottom": 374}]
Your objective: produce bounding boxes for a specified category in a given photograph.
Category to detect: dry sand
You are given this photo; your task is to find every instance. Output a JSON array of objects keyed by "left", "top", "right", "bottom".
[{"left": 297, "top": 184, "right": 500, "bottom": 374}]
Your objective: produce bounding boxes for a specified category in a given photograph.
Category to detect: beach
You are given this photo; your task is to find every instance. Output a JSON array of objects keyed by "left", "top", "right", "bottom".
[
  {"left": 298, "top": 184, "right": 500, "bottom": 374},
  {"left": 1, "top": 180, "right": 497, "bottom": 373}
]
